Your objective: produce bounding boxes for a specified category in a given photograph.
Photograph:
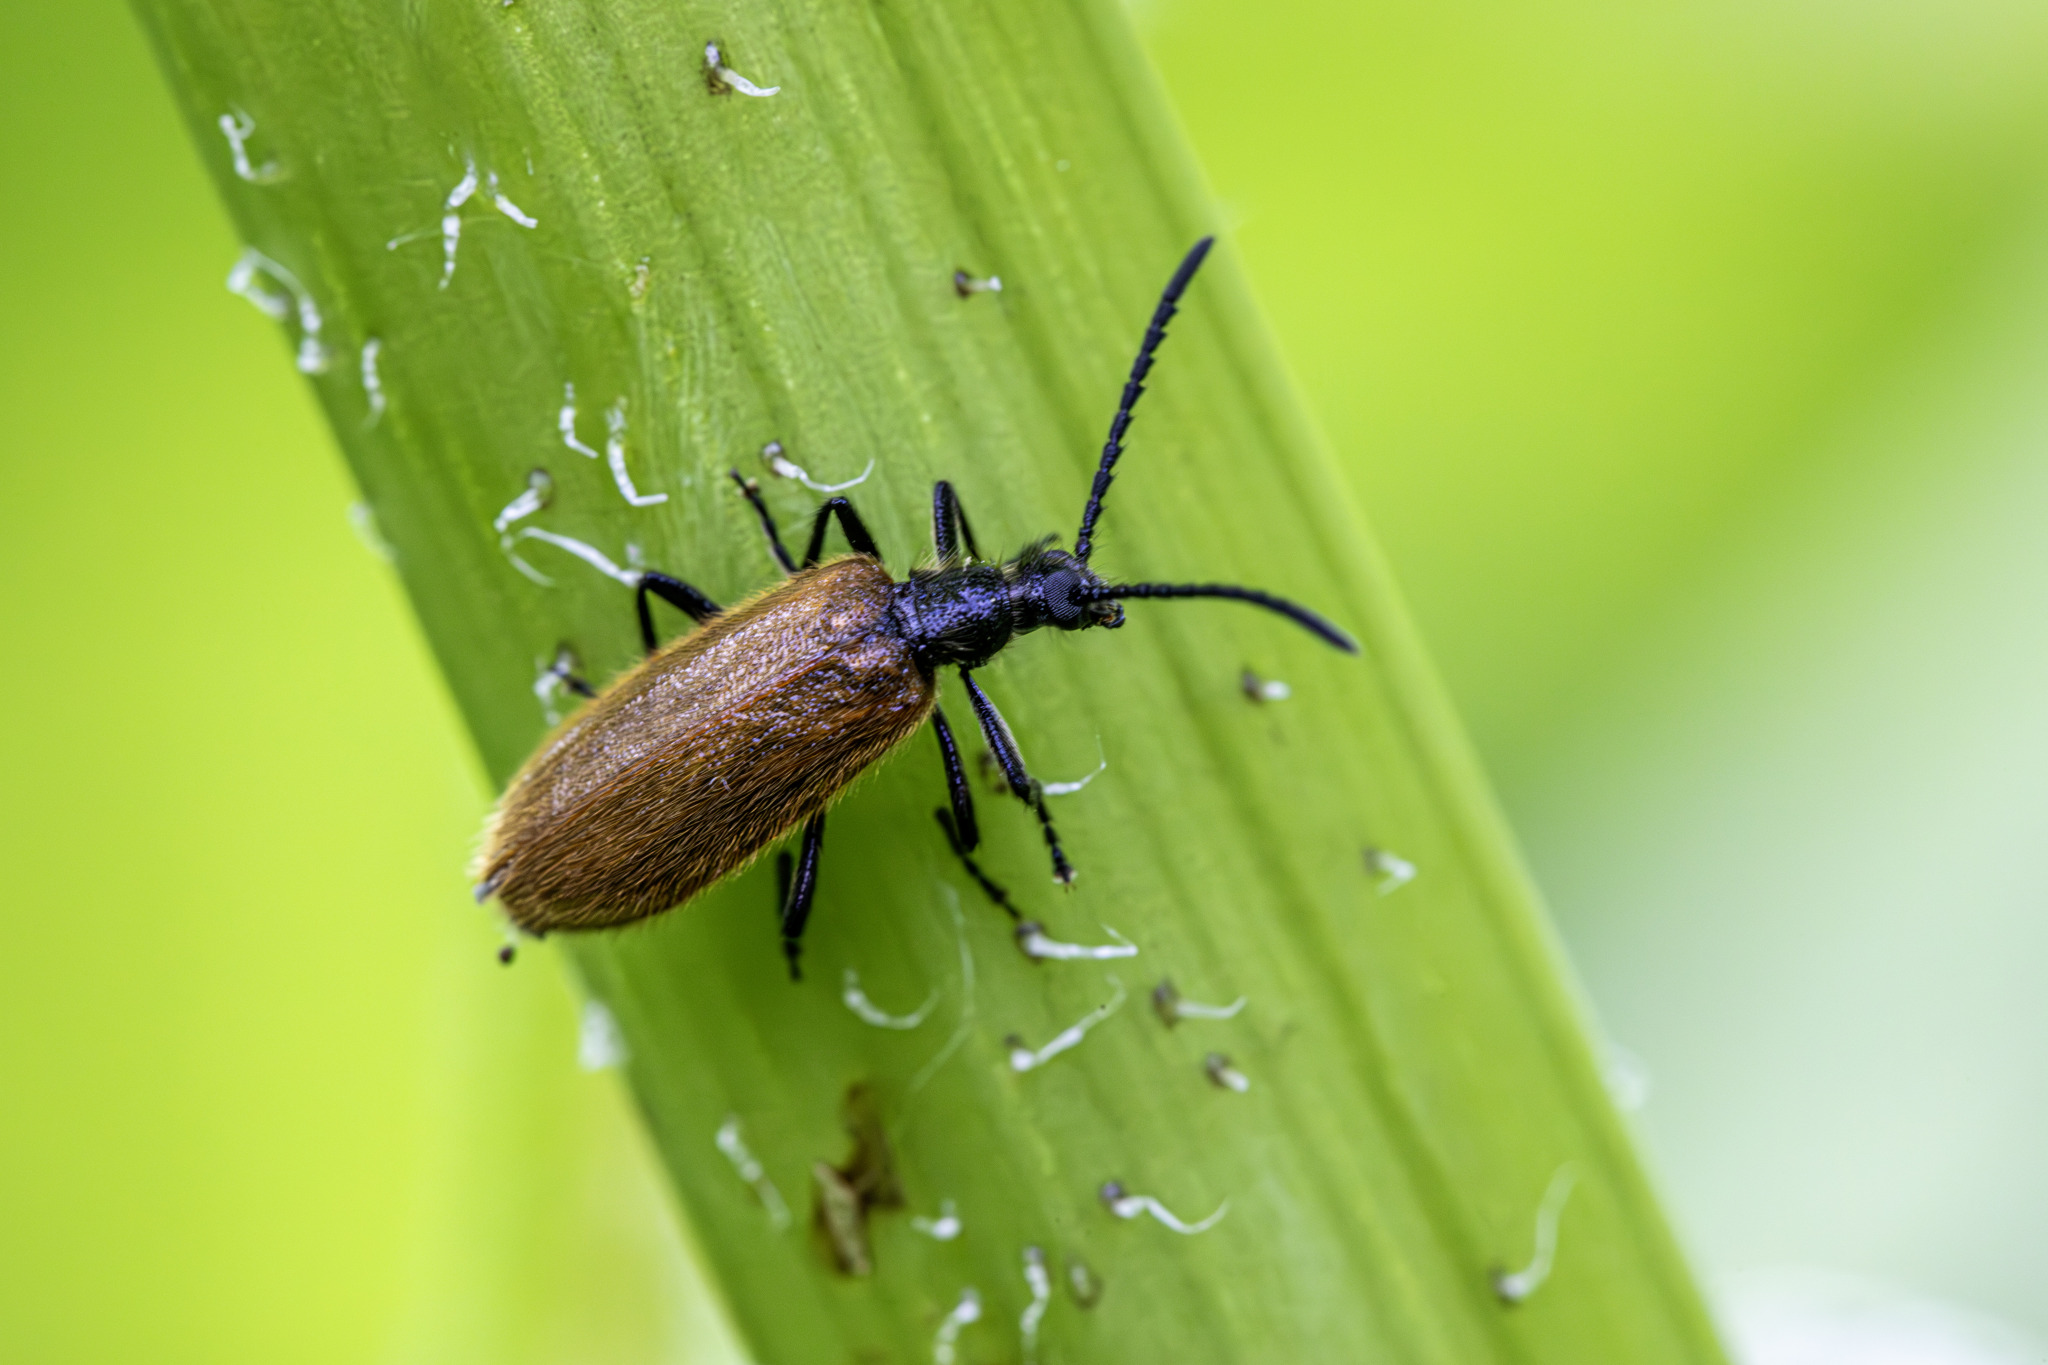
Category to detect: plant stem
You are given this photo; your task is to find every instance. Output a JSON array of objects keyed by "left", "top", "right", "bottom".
[{"left": 134, "top": 0, "right": 1727, "bottom": 1359}]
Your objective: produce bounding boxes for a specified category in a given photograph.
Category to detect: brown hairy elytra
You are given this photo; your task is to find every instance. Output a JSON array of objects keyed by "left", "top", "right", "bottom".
[
  {"left": 477, "top": 558, "right": 929, "bottom": 932},
  {"left": 473, "top": 239, "right": 1359, "bottom": 978}
]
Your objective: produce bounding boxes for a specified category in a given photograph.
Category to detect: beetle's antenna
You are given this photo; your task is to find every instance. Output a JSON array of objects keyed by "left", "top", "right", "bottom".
[
  {"left": 1074, "top": 582, "right": 1359, "bottom": 653},
  {"left": 1074, "top": 237, "right": 1216, "bottom": 565}
]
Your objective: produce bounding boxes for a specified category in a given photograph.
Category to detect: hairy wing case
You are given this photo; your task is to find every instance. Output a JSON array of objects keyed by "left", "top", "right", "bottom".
[{"left": 483, "top": 558, "right": 935, "bottom": 930}]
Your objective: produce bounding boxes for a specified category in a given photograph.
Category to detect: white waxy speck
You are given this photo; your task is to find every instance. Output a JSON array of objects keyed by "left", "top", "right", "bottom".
[
  {"left": 1016, "top": 922, "right": 1137, "bottom": 962},
  {"left": 715, "top": 1115, "right": 791, "bottom": 1231},
  {"left": 1364, "top": 845, "right": 1417, "bottom": 895},
  {"left": 953, "top": 270, "right": 1003, "bottom": 296},
  {"left": 1241, "top": 668, "right": 1291, "bottom": 702},
  {"left": 1493, "top": 1165, "right": 1578, "bottom": 1303},
  {"left": 1099, "top": 1181, "right": 1228, "bottom": 1235},
  {"left": 760, "top": 440, "right": 874, "bottom": 493},
  {"left": 360, "top": 339, "right": 386, "bottom": 424},
  {"left": 1020, "top": 1246, "right": 1052, "bottom": 1363},
  {"left": 1007, "top": 976, "right": 1126, "bottom": 1072},
  {"left": 604, "top": 398, "right": 667, "bottom": 506},
  {"left": 932, "top": 1287, "right": 981, "bottom": 1365},
  {"left": 842, "top": 968, "right": 939, "bottom": 1030},
  {"left": 705, "top": 42, "right": 780, "bottom": 97},
  {"left": 347, "top": 502, "right": 395, "bottom": 563},
  {"left": 217, "top": 109, "right": 282, "bottom": 183},
  {"left": 577, "top": 999, "right": 626, "bottom": 1070},
  {"left": 1204, "top": 1052, "right": 1250, "bottom": 1093},
  {"left": 225, "top": 247, "right": 328, "bottom": 373},
  {"left": 910, "top": 1199, "right": 961, "bottom": 1241}
]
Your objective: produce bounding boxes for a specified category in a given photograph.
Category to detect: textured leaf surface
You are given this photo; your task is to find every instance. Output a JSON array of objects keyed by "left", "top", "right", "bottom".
[{"left": 134, "top": 0, "right": 1727, "bottom": 1359}]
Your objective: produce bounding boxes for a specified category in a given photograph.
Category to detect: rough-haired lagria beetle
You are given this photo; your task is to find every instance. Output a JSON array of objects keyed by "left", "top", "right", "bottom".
[{"left": 475, "top": 238, "right": 1357, "bottom": 977}]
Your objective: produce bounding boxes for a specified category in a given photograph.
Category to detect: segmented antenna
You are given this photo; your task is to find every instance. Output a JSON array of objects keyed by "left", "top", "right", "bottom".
[
  {"left": 1074, "top": 237, "right": 1216, "bottom": 564},
  {"left": 1075, "top": 581, "right": 1360, "bottom": 653}
]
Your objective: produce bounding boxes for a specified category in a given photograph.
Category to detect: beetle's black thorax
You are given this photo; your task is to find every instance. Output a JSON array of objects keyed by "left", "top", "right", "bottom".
[
  {"left": 887, "top": 544, "right": 1122, "bottom": 674},
  {"left": 889, "top": 565, "right": 1014, "bottom": 672}
]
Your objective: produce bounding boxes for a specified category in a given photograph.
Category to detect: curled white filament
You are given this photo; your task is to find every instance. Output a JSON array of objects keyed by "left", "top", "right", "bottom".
[
  {"left": 217, "top": 109, "right": 282, "bottom": 183},
  {"left": 1017, "top": 923, "right": 1137, "bottom": 962},
  {"left": 486, "top": 170, "right": 538, "bottom": 227},
  {"left": 1204, "top": 1052, "right": 1251, "bottom": 1093},
  {"left": 762, "top": 441, "right": 873, "bottom": 493},
  {"left": 1040, "top": 744, "right": 1107, "bottom": 797},
  {"left": 1099, "top": 1181, "right": 1228, "bottom": 1235},
  {"left": 502, "top": 527, "right": 639, "bottom": 587},
  {"left": 1020, "top": 1246, "right": 1051, "bottom": 1362},
  {"left": 910, "top": 1199, "right": 961, "bottom": 1241},
  {"left": 1494, "top": 1164, "right": 1578, "bottom": 1303},
  {"left": 437, "top": 159, "right": 479, "bottom": 287},
  {"left": 225, "top": 247, "right": 328, "bottom": 374},
  {"left": 558, "top": 382, "right": 602, "bottom": 460},
  {"left": 605, "top": 398, "right": 667, "bottom": 506},
  {"left": 932, "top": 1287, "right": 981, "bottom": 1365},
  {"left": 714, "top": 1116, "right": 791, "bottom": 1231},
  {"left": 1364, "top": 845, "right": 1417, "bottom": 895},
  {"left": 1008, "top": 977, "right": 1126, "bottom": 1072},
  {"left": 706, "top": 42, "right": 780, "bottom": 97},
  {"left": 842, "top": 968, "right": 939, "bottom": 1030},
  {"left": 493, "top": 469, "right": 553, "bottom": 533},
  {"left": 360, "top": 339, "right": 386, "bottom": 424}
]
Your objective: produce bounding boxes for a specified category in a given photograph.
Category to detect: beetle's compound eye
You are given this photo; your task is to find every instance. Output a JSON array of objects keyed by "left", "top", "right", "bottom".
[{"left": 1042, "top": 569, "right": 1087, "bottom": 628}]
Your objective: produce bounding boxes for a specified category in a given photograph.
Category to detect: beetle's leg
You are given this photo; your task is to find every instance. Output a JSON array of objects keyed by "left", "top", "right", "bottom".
[
  {"left": 930, "top": 705, "right": 980, "bottom": 852},
  {"left": 934, "top": 808, "right": 1021, "bottom": 921},
  {"left": 930, "top": 481, "right": 982, "bottom": 565},
  {"left": 634, "top": 572, "right": 722, "bottom": 656},
  {"left": 727, "top": 469, "right": 798, "bottom": 575},
  {"left": 959, "top": 670, "right": 1075, "bottom": 884},
  {"left": 779, "top": 812, "right": 827, "bottom": 981},
  {"left": 801, "top": 497, "right": 882, "bottom": 567}
]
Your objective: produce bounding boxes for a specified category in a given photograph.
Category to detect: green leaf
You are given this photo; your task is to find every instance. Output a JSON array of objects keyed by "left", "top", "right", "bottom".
[{"left": 133, "top": 0, "right": 1727, "bottom": 1359}]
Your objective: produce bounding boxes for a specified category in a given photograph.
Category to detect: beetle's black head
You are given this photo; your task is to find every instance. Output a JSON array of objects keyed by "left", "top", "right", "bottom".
[{"left": 1004, "top": 539, "right": 1123, "bottom": 635}]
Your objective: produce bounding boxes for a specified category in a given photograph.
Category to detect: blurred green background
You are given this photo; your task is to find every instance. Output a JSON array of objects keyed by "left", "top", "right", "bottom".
[{"left": 5, "top": 0, "right": 2046, "bottom": 1360}]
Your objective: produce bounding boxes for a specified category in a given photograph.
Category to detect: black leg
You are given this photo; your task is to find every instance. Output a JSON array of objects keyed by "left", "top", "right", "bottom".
[
  {"left": 801, "top": 497, "right": 882, "bottom": 567},
  {"left": 934, "top": 808, "right": 1021, "bottom": 921},
  {"left": 960, "top": 670, "right": 1075, "bottom": 884},
  {"left": 634, "top": 571, "right": 722, "bottom": 655},
  {"left": 930, "top": 705, "right": 980, "bottom": 852},
  {"left": 931, "top": 481, "right": 982, "bottom": 564},
  {"left": 780, "top": 812, "right": 827, "bottom": 980},
  {"left": 728, "top": 469, "right": 797, "bottom": 575}
]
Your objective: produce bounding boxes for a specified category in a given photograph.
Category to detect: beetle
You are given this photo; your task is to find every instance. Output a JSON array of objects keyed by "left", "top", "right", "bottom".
[{"left": 474, "top": 238, "right": 1357, "bottom": 977}]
